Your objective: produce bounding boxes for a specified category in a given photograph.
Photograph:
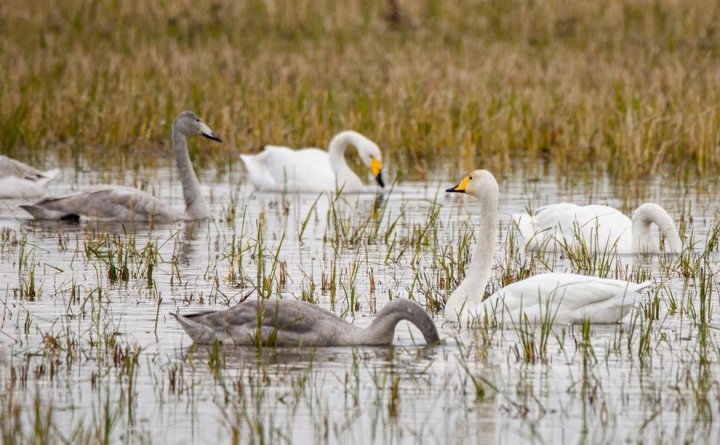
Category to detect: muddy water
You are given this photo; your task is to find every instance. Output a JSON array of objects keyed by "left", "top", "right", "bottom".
[{"left": 0, "top": 166, "right": 719, "bottom": 444}]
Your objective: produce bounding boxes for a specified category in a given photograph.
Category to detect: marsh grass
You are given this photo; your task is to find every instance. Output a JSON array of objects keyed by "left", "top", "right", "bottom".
[{"left": 3, "top": 0, "right": 720, "bottom": 181}]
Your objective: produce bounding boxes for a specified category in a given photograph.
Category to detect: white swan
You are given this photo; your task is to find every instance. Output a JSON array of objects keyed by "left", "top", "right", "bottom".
[
  {"left": 20, "top": 111, "right": 221, "bottom": 221},
  {"left": 239, "top": 131, "right": 384, "bottom": 193},
  {"left": 172, "top": 299, "right": 439, "bottom": 346},
  {"left": 444, "top": 170, "right": 651, "bottom": 325},
  {"left": 0, "top": 156, "right": 59, "bottom": 199},
  {"left": 512, "top": 202, "right": 682, "bottom": 254}
]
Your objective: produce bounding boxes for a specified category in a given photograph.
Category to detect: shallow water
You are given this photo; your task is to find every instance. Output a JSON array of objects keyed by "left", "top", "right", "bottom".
[{"left": 1, "top": 166, "right": 719, "bottom": 444}]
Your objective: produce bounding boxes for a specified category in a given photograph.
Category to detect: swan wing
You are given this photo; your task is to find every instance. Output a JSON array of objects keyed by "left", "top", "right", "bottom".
[
  {"left": 571, "top": 205, "right": 632, "bottom": 251},
  {"left": 517, "top": 204, "right": 633, "bottom": 252},
  {"left": 20, "top": 186, "right": 175, "bottom": 220},
  {"left": 0, "top": 155, "right": 48, "bottom": 181},
  {"left": 480, "top": 273, "right": 648, "bottom": 324},
  {"left": 0, "top": 157, "right": 59, "bottom": 198},
  {"left": 240, "top": 146, "right": 336, "bottom": 192},
  {"left": 172, "top": 299, "right": 350, "bottom": 346},
  {"left": 512, "top": 203, "right": 586, "bottom": 251}
]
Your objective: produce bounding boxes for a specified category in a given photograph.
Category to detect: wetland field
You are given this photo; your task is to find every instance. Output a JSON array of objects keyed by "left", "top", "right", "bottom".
[{"left": 2, "top": 0, "right": 720, "bottom": 444}]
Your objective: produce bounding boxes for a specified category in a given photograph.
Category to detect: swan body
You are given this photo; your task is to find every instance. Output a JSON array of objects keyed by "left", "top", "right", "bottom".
[
  {"left": 512, "top": 202, "right": 681, "bottom": 254},
  {"left": 172, "top": 298, "right": 439, "bottom": 346},
  {"left": 450, "top": 273, "right": 651, "bottom": 325},
  {"left": 20, "top": 111, "right": 221, "bottom": 221},
  {"left": 240, "top": 131, "right": 385, "bottom": 193},
  {"left": 0, "top": 155, "right": 59, "bottom": 198},
  {"left": 444, "top": 170, "right": 651, "bottom": 325}
]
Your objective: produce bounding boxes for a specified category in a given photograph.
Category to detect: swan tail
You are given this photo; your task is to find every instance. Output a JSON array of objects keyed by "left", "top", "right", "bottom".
[
  {"left": 170, "top": 312, "right": 222, "bottom": 344},
  {"left": 632, "top": 280, "right": 653, "bottom": 293},
  {"left": 238, "top": 154, "right": 254, "bottom": 169},
  {"left": 512, "top": 213, "right": 540, "bottom": 249},
  {"left": 239, "top": 153, "right": 278, "bottom": 191},
  {"left": 19, "top": 204, "right": 74, "bottom": 220},
  {"left": 587, "top": 280, "right": 652, "bottom": 323},
  {"left": 568, "top": 288, "right": 643, "bottom": 324}
]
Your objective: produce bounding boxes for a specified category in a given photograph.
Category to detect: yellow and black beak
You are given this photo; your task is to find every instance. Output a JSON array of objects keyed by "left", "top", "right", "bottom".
[
  {"left": 446, "top": 176, "right": 470, "bottom": 193},
  {"left": 370, "top": 158, "right": 385, "bottom": 188}
]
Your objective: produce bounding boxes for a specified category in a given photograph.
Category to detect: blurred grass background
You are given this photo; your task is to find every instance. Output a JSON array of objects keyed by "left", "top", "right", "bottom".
[{"left": 1, "top": 0, "right": 720, "bottom": 181}]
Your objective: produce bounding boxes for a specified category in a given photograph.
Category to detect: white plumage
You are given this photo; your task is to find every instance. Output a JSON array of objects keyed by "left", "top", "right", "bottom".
[
  {"left": 512, "top": 202, "right": 682, "bottom": 254},
  {"left": 240, "top": 131, "right": 385, "bottom": 193},
  {"left": 444, "top": 170, "right": 651, "bottom": 325}
]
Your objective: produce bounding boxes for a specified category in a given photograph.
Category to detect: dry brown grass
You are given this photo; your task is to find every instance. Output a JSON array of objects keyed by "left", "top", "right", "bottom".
[{"left": 1, "top": 0, "right": 720, "bottom": 180}]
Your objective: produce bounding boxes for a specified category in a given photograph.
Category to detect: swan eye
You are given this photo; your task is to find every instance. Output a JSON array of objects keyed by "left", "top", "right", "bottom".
[
  {"left": 469, "top": 176, "right": 473, "bottom": 180},
  {"left": 195, "top": 119, "right": 200, "bottom": 122}
]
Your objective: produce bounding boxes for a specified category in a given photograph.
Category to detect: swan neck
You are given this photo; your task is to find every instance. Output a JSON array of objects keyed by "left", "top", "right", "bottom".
[
  {"left": 327, "top": 132, "right": 361, "bottom": 186},
  {"left": 357, "top": 300, "right": 438, "bottom": 345},
  {"left": 446, "top": 193, "right": 498, "bottom": 321},
  {"left": 172, "top": 126, "right": 207, "bottom": 219},
  {"left": 631, "top": 204, "right": 681, "bottom": 253}
]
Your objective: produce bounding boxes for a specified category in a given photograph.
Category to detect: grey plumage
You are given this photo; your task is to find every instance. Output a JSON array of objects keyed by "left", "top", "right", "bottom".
[
  {"left": 20, "top": 111, "right": 221, "bottom": 221},
  {"left": 171, "top": 299, "right": 440, "bottom": 347},
  {"left": 20, "top": 186, "right": 181, "bottom": 221}
]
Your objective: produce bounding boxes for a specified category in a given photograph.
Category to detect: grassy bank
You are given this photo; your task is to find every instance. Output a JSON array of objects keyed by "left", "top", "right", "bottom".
[{"left": 1, "top": 0, "right": 720, "bottom": 180}]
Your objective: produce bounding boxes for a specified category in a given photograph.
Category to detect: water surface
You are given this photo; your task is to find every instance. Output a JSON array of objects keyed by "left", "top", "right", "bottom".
[{"left": 0, "top": 166, "right": 718, "bottom": 444}]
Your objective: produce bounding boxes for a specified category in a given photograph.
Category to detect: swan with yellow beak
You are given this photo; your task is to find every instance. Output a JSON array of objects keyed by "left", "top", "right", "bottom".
[{"left": 240, "top": 131, "right": 385, "bottom": 193}]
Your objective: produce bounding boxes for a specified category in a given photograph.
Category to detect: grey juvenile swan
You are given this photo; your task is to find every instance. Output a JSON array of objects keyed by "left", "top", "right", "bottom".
[
  {"left": 20, "top": 111, "right": 221, "bottom": 221},
  {"left": 171, "top": 299, "right": 440, "bottom": 346}
]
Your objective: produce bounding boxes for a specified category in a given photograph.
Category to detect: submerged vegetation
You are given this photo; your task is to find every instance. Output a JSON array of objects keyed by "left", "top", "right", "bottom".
[
  {"left": 0, "top": 172, "right": 719, "bottom": 442},
  {"left": 2, "top": 0, "right": 720, "bottom": 179}
]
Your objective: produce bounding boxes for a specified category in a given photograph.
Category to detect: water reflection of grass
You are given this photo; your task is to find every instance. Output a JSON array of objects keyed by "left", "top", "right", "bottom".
[{"left": 3, "top": 0, "right": 720, "bottom": 179}]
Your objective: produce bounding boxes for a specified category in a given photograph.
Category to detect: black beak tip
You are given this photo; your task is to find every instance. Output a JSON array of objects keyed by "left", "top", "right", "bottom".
[
  {"left": 376, "top": 172, "right": 385, "bottom": 188},
  {"left": 446, "top": 186, "right": 463, "bottom": 193},
  {"left": 203, "top": 132, "right": 223, "bottom": 143}
]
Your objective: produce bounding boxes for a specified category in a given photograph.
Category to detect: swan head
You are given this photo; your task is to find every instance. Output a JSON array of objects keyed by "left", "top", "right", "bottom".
[
  {"left": 173, "top": 111, "right": 223, "bottom": 142},
  {"left": 446, "top": 169, "right": 498, "bottom": 199},
  {"left": 356, "top": 138, "right": 385, "bottom": 188},
  {"left": 353, "top": 132, "right": 385, "bottom": 187}
]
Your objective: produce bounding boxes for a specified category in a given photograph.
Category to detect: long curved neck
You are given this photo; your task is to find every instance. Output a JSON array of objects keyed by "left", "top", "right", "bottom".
[
  {"left": 328, "top": 132, "right": 363, "bottom": 188},
  {"left": 631, "top": 203, "right": 681, "bottom": 253},
  {"left": 355, "top": 300, "right": 439, "bottom": 345},
  {"left": 172, "top": 126, "right": 208, "bottom": 219},
  {"left": 445, "top": 193, "right": 498, "bottom": 321}
]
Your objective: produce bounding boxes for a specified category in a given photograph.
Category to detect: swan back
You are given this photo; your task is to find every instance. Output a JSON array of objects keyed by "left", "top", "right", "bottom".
[
  {"left": 512, "top": 203, "right": 651, "bottom": 254},
  {"left": 476, "top": 273, "right": 650, "bottom": 325},
  {"left": 20, "top": 186, "right": 181, "bottom": 221},
  {"left": 172, "top": 299, "right": 357, "bottom": 346},
  {"left": 0, "top": 156, "right": 59, "bottom": 198},
  {"left": 631, "top": 203, "right": 682, "bottom": 254},
  {"left": 240, "top": 147, "right": 337, "bottom": 192}
]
